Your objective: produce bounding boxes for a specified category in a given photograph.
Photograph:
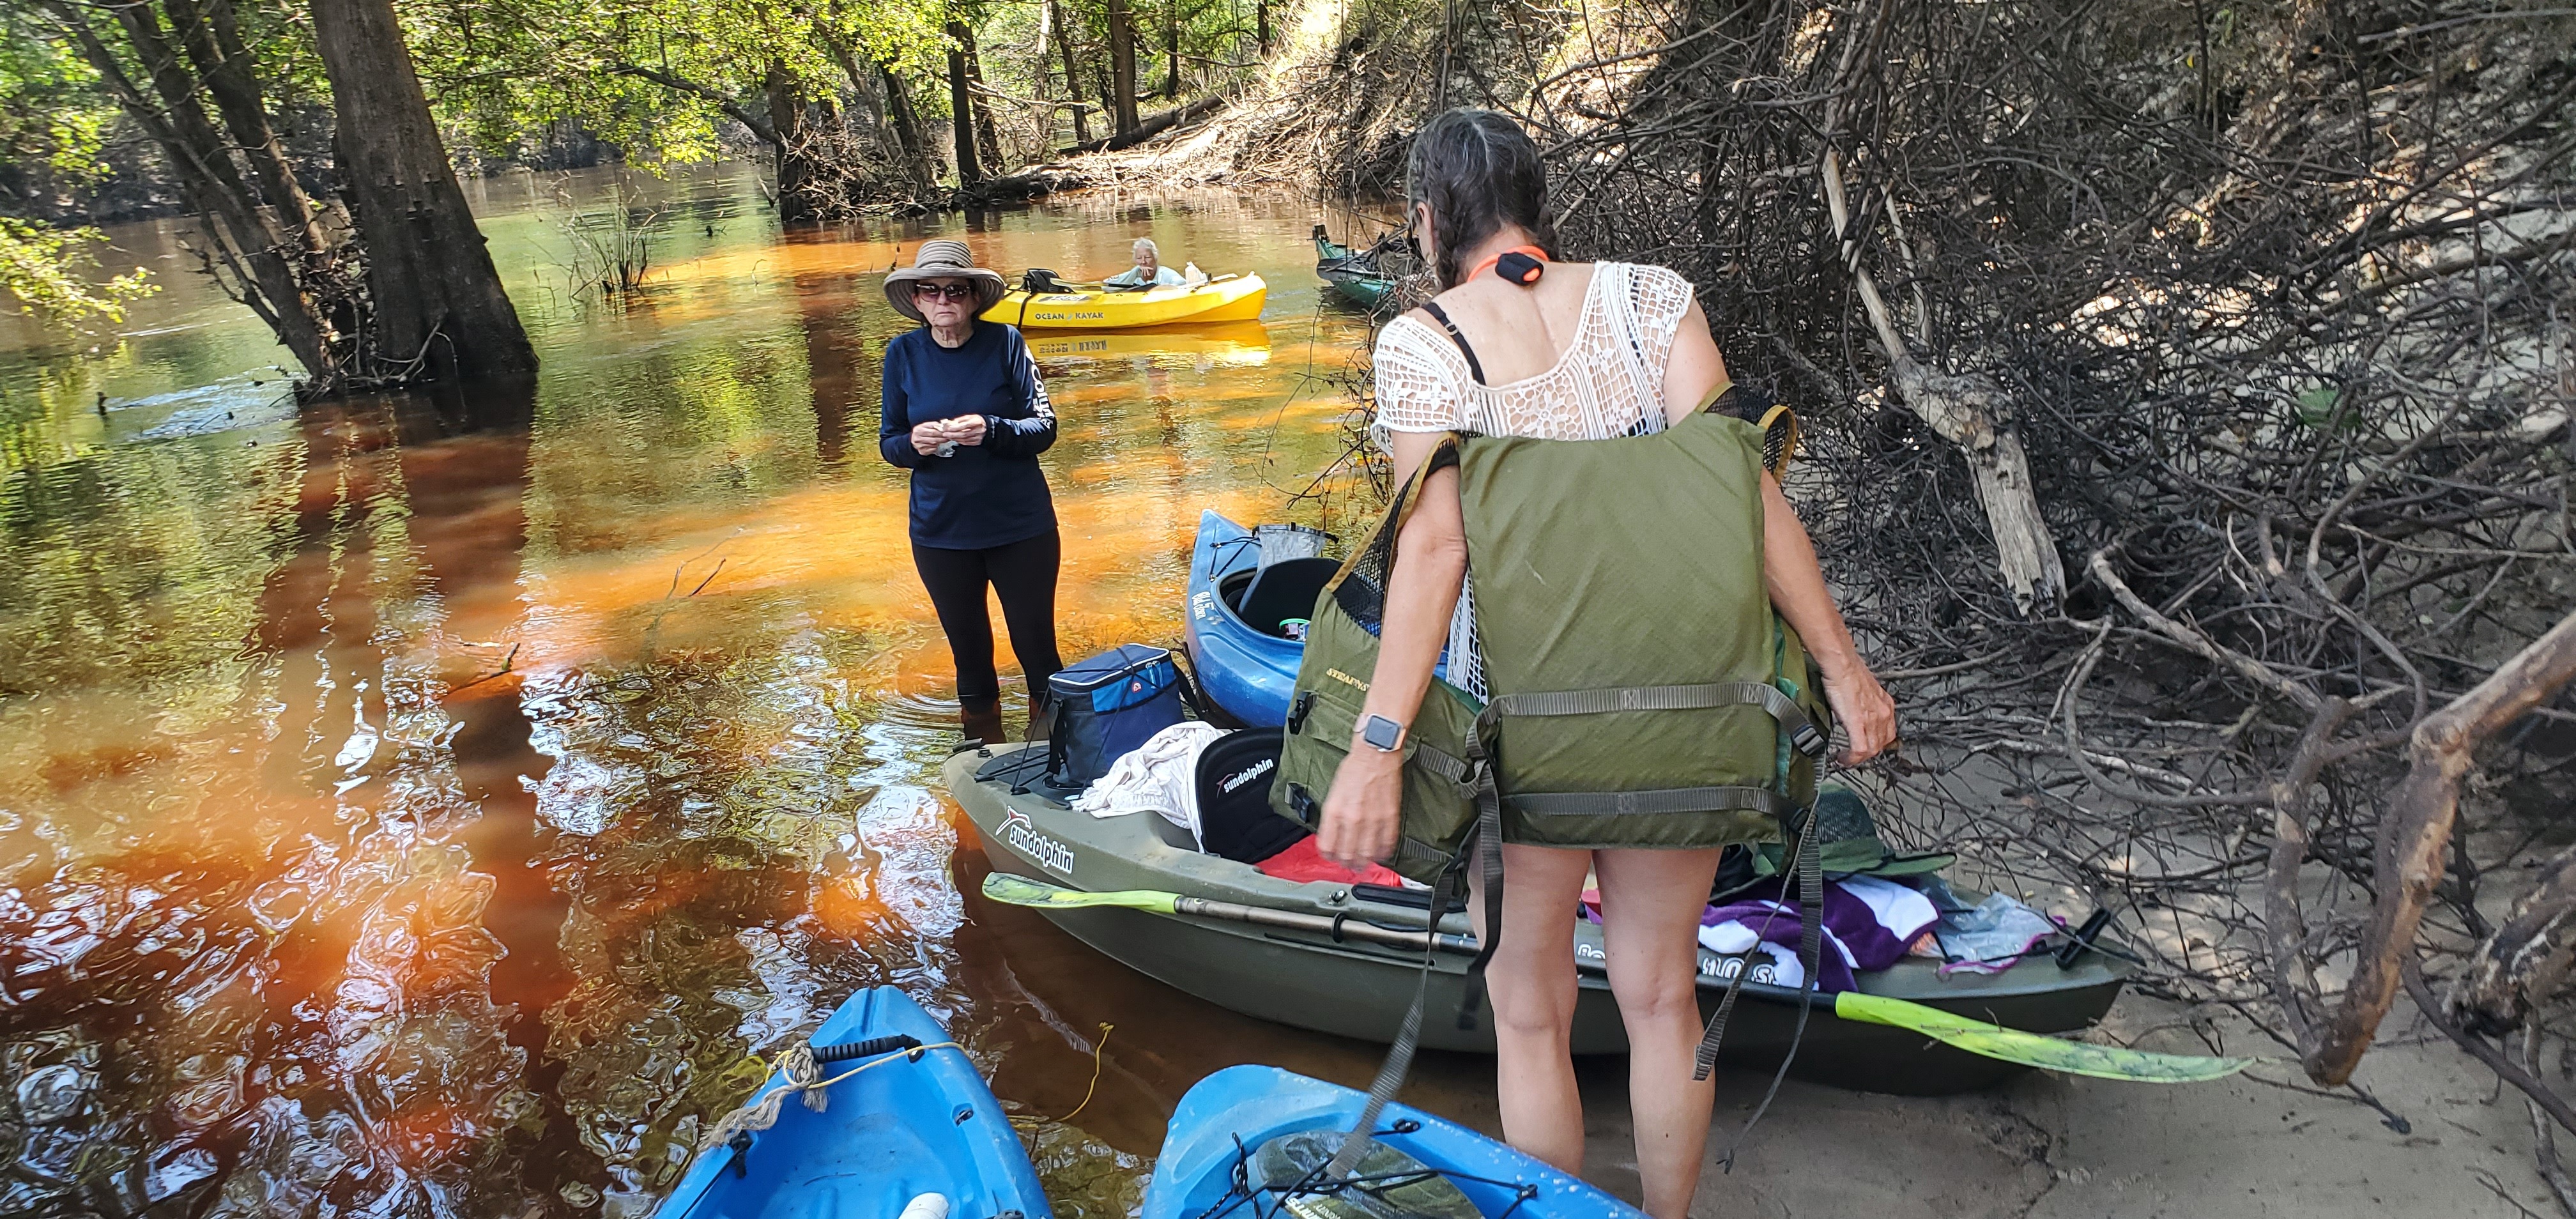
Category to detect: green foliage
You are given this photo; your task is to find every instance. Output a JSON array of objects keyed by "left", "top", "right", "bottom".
[
  {"left": 0, "top": 9, "right": 121, "bottom": 181},
  {"left": 403, "top": 0, "right": 951, "bottom": 165},
  {"left": 2294, "top": 385, "right": 2345, "bottom": 431},
  {"left": 0, "top": 217, "right": 155, "bottom": 328},
  {"left": 974, "top": 0, "right": 1276, "bottom": 147}
]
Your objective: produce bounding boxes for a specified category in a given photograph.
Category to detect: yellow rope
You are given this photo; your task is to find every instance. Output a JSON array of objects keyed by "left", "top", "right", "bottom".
[{"left": 1014, "top": 1022, "right": 1114, "bottom": 1127}]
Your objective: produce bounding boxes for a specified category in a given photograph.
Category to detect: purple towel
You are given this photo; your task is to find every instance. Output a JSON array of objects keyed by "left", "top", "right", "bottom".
[
  {"left": 1703, "top": 878, "right": 1932, "bottom": 992},
  {"left": 1581, "top": 877, "right": 1937, "bottom": 993}
]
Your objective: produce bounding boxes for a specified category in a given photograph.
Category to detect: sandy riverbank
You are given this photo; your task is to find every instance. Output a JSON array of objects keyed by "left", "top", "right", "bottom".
[{"left": 1525, "top": 992, "right": 2549, "bottom": 1218}]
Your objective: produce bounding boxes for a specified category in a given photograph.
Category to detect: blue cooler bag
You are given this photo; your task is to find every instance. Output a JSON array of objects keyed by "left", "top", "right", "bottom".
[{"left": 1046, "top": 645, "right": 1189, "bottom": 790}]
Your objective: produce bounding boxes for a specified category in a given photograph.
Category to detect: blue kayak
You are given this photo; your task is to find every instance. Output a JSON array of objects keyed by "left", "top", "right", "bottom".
[
  {"left": 659, "top": 987, "right": 1051, "bottom": 1219},
  {"left": 1144, "top": 1066, "right": 1643, "bottom": 1219},
  {"left": 1185, "top": 510, "right": 1336, "bottom": 727},
  {"left": 1184, "top": 510, "right": 1452, "bottom": 728}
]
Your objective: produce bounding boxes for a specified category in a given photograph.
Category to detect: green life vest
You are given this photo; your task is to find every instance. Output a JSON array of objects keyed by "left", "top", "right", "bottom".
[
  {"left": 1269, "top": 405, "right": 1831, "bottom": 882},
  {"left": 1457, "top": 407, "right": 1830, "bottom": 848}
]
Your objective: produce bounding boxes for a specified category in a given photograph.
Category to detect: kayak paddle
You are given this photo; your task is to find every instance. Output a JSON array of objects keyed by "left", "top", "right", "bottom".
[
  {"left": 1832, "top": 992, "right": 2251, "bottom": 1082},
  {"left": 981, "top": 874, "right": 2250, "bottom": 1084},
  {"left": 980, "top": 872, "right": 1476, "bottom": 953}
]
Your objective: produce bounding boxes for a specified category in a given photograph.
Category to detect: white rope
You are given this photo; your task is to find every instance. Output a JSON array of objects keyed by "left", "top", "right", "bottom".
[{"left": 696, "top": 1041, "right": 966, "bottom": 1152}]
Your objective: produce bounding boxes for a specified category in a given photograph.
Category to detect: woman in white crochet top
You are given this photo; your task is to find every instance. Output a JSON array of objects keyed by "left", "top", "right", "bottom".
[{"left": 1315, "top": 109, "right": 1897, "bottom": 1217}]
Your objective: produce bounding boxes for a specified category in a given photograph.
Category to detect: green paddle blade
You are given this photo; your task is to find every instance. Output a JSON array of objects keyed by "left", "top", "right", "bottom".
[
  {"left": 981, "top": 873, "right": 1181, "bottom": 914},
  {"left": 1834, "top": 992, "right": 2251, "bottom": 1083}
]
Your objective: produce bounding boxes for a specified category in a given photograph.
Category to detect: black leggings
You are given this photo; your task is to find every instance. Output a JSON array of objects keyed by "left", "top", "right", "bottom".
[{"left": 912, "top": 530, "right": 1064, "bottom": 704}]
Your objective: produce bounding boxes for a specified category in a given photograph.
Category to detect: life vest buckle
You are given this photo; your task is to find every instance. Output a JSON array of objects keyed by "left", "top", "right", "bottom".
[{"left": 1790, "top": 723, "right": 1828, "bottom": 759}]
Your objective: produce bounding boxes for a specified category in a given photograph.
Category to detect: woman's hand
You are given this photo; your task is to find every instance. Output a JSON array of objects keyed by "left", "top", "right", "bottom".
[
  {"left": 1818, "top": 657, "right": 1897, "bottom": 764},
  {"left": 944, "top": 415, "right": 988, "bottom": 447},
  {"left": 1317, "top": 746, "right": 1404, "bottom": 870},
  {"left": 910, "top": 420, "right": 948, "bottom": 454}
]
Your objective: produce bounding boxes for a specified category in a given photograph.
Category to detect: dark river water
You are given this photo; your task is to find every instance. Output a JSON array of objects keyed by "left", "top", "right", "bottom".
[{"left": 0, "top": 166, "right": 1489, "bottom": 1218}]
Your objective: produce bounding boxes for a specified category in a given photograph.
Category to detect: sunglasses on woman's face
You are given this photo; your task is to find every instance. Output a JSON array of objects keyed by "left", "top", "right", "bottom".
[{"left": 912, "top": 282, "right": 976, "bottom": 301}]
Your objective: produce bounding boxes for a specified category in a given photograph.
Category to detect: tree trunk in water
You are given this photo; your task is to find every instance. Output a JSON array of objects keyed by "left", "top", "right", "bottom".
[
  {"left": 1108, "top": 0, "right": 1140, "bottom": 134},
  {"left": 827, "top": 40, "right": 917, "bottom": 190},
  {"left": 944, "top": 26, "right": 982, "bottom": 187},
  {"left": 956, "top": 24, "right": 1005, "bottom": 174},
  {"left": 1050, "top": 0, "right": 1089, "bottom": 144},
  {"left": 877, "top": 65, "right": 939, "bottom": 187},
  {"left": 1165, "top": 0, "right": 1180, "bottom": 100},
  {"left": 160, "top": 0, "right": 328, "bottom": 256},
  {"left": 49, "top": 0, "right": 339, "bottom": 385},
  {"left": 763, "top": 66, "right": 822, "bottom": 222},
  {"left": 309, "top": 0, "right": 535, "bottom": 383}
]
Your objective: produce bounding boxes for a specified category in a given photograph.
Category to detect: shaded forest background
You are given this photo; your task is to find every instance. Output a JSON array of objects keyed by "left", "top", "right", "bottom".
[{"left": 6, "top": 0, "right": 2576, "bottom": 1208}]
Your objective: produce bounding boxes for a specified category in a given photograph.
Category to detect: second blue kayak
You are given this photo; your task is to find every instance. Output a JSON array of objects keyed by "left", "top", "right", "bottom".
[
  {"left": 1144, "top": 1065, "right": 1643, "bottom": 1219},
  {"left": 1185, "top": 510, "right": 1334, "bottom": 726},
  {"left": 657, "top": 986, "right": 1050, "bottom": 1219}
]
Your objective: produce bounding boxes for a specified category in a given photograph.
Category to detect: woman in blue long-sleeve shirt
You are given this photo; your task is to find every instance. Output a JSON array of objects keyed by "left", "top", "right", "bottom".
[{"left": 879, "top": 240, "right": 1063, "bottom": 746}]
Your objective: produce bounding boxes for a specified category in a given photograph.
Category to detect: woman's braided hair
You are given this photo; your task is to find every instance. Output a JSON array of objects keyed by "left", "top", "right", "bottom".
[{"left": 1406, "top": 109, "right": 1560, "bottom": 289}]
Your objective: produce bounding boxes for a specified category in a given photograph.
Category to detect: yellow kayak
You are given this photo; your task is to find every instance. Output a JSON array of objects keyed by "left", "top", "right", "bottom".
[{"left": 983, "top": 273, "right": 1267, "bottom": 330}]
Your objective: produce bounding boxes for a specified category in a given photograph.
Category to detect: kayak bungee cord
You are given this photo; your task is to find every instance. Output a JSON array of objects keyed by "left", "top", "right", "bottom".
[
  {"left": 1187, "top": 1122, "right": 1544, "bottom": 1219},
  {"left": 697, "top": 1038, "right": 967, "bottom": 1153},
  {"left": 697, "top": 1010, "right": 1120, "bottom": 1193}
]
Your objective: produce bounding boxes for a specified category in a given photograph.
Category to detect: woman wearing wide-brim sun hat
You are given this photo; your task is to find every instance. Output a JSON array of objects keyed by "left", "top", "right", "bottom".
[{"left": 878, "top": 238, "right": 1064, "bottom": 747}]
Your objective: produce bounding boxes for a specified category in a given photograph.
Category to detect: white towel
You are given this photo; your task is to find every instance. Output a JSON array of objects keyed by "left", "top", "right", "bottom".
[
  {"left": 1837, "top": 874, "right": 1939, "bottom": 944},
  {"left": 1068, "top": 721, "right": 1227, "bottom": 844}
]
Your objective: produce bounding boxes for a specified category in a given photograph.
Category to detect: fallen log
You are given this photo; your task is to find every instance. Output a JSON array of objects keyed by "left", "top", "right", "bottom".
[
  {"left": 2305, "top": 608, "right": 2576, "bottom": 1085},
  {"left": 954, "top": 166, "right": 1092, "bottom": 205},
  {"left": 1813, "top": 22, "right": 2064, "bottom": 615},
  {"left": 2446, "top": 841, "right": 2576, "bottom": 1038},
  {"left": 2265, "top": 696, "right": 2354, "bottom": 1046},
  {"left": 1059, "top": 93, "right": 1227, "bottom": 155}
]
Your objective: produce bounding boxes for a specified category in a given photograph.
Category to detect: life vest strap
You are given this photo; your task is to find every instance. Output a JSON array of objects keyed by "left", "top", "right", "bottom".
[
  {"left": 1485, "top": 681, "right": 1830, "bottom": 758},
  {"left": 1404, "top": 740, "right": 1475, "bottom": 789},
  {"left": 1503, "top": 785, "right": 1791, "bottom": 819}
]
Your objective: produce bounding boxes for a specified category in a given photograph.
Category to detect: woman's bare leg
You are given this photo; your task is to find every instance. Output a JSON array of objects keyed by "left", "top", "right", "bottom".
[
  {"left": 1593, "top": 847, "right": 1724, "bottom": 1219},
  {"left": 1469, "top": 843, "right": 1593, "bottom": 1174}
]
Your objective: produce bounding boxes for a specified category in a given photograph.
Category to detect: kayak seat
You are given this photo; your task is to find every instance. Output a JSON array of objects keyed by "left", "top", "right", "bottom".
[
  {"left": 1225, "top": 558, "right": 1338, "bottom": 639},
  {"left": 1146, "top": 813, "right": 1200, "bottom": 851},
  {"left": 1196, "top": 728, "right": 1305, "bottom": 864}
]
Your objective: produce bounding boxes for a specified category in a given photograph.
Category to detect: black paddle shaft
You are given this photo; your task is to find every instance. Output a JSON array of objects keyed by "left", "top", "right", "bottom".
[{"left": 809, "top": 1033, "right": 922, "bottom": 1064}]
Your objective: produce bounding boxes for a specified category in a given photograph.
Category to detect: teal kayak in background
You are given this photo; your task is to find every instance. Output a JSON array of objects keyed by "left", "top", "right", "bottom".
[
  {"left": 658, "top": 986, "right": 1050, "bottom": 1219},
  {"left": 1314, "top": 225, "right": 1397, "bottom": 312}
]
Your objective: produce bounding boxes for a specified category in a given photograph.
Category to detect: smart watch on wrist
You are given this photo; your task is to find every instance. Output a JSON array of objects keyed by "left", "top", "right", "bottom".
[{"left": 1359, "top": 714, "right": 1406, "bottom": 753}]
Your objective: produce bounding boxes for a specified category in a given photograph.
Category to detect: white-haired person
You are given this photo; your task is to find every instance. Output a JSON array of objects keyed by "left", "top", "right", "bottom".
[{"left": 1102, "top": 238, "right": 1185, "bottom": 289}]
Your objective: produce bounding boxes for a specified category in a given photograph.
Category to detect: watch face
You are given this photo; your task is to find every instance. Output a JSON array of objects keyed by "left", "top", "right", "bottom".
[{"left": 1363, "top": 716, "right": 1402, "bottom": 751}]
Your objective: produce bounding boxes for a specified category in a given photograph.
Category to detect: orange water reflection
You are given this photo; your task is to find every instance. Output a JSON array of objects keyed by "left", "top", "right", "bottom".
[{"left": 0, "top": 173, "right": 1432, "bottom": 1218}]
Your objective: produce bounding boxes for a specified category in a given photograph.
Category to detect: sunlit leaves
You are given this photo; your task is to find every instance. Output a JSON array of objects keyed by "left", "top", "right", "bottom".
[
  {"left": 401, "top": 0, "right": 950, "bottom": 168},
  {"left": 0, "top": 217, "right": 157, "bottom": 328}
]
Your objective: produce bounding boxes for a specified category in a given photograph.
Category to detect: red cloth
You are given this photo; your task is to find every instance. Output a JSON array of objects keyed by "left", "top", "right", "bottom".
[{"left": 1255, "top": 837, "right": 1409, "bottom": 888}]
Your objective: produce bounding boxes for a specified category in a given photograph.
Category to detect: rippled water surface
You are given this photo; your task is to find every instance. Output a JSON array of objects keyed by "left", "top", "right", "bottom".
[{"left": 0, "top": 167, "right": 1469, "bottom": 1218}]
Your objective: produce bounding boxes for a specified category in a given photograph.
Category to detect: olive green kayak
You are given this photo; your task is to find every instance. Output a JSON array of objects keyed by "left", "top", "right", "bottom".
[{"left": 946, "top": 744, "right": 2127, "bottom": 1096}]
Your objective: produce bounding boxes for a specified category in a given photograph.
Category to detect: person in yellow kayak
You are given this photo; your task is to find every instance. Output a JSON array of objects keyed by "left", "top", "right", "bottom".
[{"left": 1103, "top": 238, "right": 1186, "bottom": 290}]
